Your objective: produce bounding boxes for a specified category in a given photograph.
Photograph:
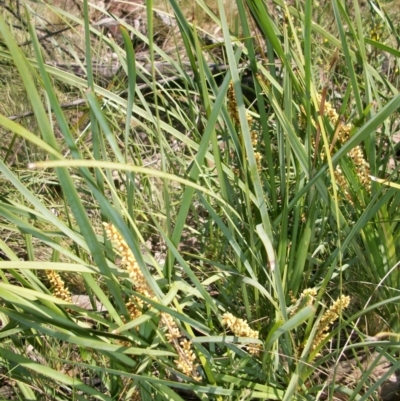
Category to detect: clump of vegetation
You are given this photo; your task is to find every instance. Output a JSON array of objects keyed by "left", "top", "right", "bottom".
[{"left": 0, "top": 0, "right": 400, "bottom": 400}]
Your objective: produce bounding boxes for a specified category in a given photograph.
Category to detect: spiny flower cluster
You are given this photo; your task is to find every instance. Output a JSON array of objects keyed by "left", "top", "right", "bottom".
[
  {"left": 103, "top": 222, "right": 154, "bottom": 320},
  {"left": 251, "top": 129, "right": 258, "bottom": 146},
  {"left": 333, "top": 166, "right": 352, "bottom": 204},
  {"left": 104, "top": 223, "right": 200, "bottom": 380},
  {"left": 347, "top": 144, "right": 371, "bottom": 192},
  {"left": 311, "top": 294, "right": 351, "bottom": 353},
  {"left": 254, "top": 152, "right": 262, "bottom": 173},
  {"left": 175, "top": 338, "right": 199, "bottom": 380},
  {"left": 222, "top": 312, "right": 261, "bottom": 355},
  {"left": 161, "top": 312, "right": 200, "bottom": 381},
  {"left": 289, "top": 287, "right": 317, "bottom": 316},
  {"left": 227, "top": 81, "right": 240, "bottom": 126},
  {"left": 318, "top": 95, "right": 340, "bottom": 126},
  {"left": 125, "top": 298, "right": 142, "bottom": 320},
  {"left": 103, "top": 223, "right": 149, "bottom": 292},
  {"left": 46, "top": 270, "right": 72, "bottom": 303},
  {"left": 162, "top": 312, "right": 181, "bottom": 342},
  {"left": 302, "top": 287, "right": 318, "bottom": 300},
  {"left": 316, "top": 94, "right": 371, "bottom": 199}
]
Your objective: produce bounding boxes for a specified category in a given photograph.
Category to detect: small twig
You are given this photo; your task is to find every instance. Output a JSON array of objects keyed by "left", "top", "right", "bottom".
[
  {"left": 19, "top": 24, "right": 79, "bottom": 47},
  {"left": 7, "top": 99, "right": 87, "bottom": 121}
]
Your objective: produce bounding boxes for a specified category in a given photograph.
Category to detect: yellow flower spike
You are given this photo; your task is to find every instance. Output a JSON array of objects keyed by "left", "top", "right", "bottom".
[
  {"left": 46, "top": 270, "right": 72, "bottom": 303},
  {"left": 227, "top": 81, "right": 239, "bottom": 126},
  {"left": 311, "top": 295, "right": 350, "bottom": 353},
  {"left": 103, "top": 223, "right": 153, "bottom": 299},
  {"left": 222, "top": 312, "right": 261, "bottom": 355},
  {"left": 104, "top": 223, "right": 200, "bottom": 380},
  {"left": 314, "top": 94, "right": 371, "bottom": 199},
  {"left": 254, "top": 151, "right": 262, "bottom": 172},
  {"left": 250, "top": 130, "right": 258, "bottom": 146}
]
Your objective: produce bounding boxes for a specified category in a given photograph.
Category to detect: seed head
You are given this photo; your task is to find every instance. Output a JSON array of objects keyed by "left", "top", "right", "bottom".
[
  {"left": 46, "top": 270, "right": 72, "bottom": 303},
  {"left": 104, "top": 223, "right": 200, "bottom": 380},
  {"left": 103, "top": 223, "right": 155, "bottom": 319},
  {"left": 311, "top": 295, "right": 351, "bottom": 353},
  {"left": 227, "top": 82, "right": 240, "bottom": 126},
  {"left": 222, "top": 312, "right": 261, "bottom": 355}
]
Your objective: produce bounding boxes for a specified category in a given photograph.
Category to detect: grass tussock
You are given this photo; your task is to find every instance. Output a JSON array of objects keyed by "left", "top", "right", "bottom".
[{"left": 0, "top": 0, "right": 400, "bottom": 400}]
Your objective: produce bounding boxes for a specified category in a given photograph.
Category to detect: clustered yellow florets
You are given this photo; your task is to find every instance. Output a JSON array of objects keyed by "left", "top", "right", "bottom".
[
  {"left": 251, "top": 130, "right": 258, "bottom": 146},
  {"left": 301, "top": 95, "right": 371, "bottom": 202},
  {"left": 254, "top": 151, "right": 262, "bottom": 173},
  {"left": 103, "top": 223, "right": 200, "bottom": 380},
  {"left": 227, "top": 82, "right": 240, "bottom": 126},
  {"left": 302, "top": 288, "right": 318, "bottom": 299},
  {"left": 175, "top": 339, "right": 199, "bottom": 380},
  {"left": 103, "top": 222, "right": 154, "bottom": 320},
  {"left": 333, "top": 166, "right": 352, "bottom": 204},
  {"left": 161, "top": 312, "right": 200, "bottom": 380},
  {"left": 289, "top": 287, "right": 317, "bottom": 316},
  {"left": 316, "top": 95, "right": 371, "bottom": 201},
  {"left": 222, "top": 312, "right": 261, "bottom": 355},
  {"left": 46, "top": 270, "right": 72, "bottom": 303},
  {"left": 347, "top": 145, "right": 371, "bottom": 192},
  {"left": 162, "top": 312, "right": 181, "bottom": 342},
  {"left": 311, "top": 294, "right": 351, "bottom": 353}
]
